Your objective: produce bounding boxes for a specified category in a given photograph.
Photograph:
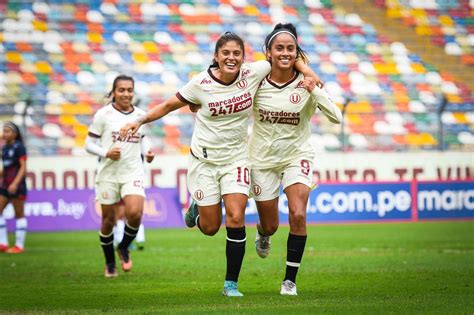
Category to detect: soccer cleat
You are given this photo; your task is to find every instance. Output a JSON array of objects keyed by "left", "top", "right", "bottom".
[
  {"left": 280, "top": 280, "right": 297, "bottom": 296},
  {"left": 255, "top": 231, "right": 271, "bottom": 258},
  {"left": 137, "top": 242, "right": 144, "bottom": 251},
  {"left": 104, "top": 263, "right": 118, "bottom": 278},
  {"left": 0, "top": 244, "right": 9, "bottom": 252},
  {"left": 222, "top": 280, "right": 244, "bottom": 297},
  {"left": 184, "top": 200, "right": 199, "bottom": 228},
  {"left": 6, "top": 246, "right": 24, "bottom": 254},
  {"left": 117, "top": 247, "right": 133, "bottom": 272}
]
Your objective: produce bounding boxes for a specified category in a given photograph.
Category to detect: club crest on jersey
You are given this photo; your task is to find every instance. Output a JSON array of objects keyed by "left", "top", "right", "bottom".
[
  {"left": 194, "top": 190, "right": 204, "bottom": 201},
  {"left": 237, "top": 79, "right": 248, "bottom": 89},
  {"left": 290, "top": 93, "right": 301, "bottom": 104},
  {"left": 252, "top": 185, "right": 262, "bottom": 196}
]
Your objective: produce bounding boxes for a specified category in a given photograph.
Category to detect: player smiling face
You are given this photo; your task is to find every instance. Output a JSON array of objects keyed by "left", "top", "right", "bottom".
[
  {"left": 266, "top": 33, "right": 298, "bottom": 72},
  {"left": 214, "top": 40, "right": 244, "bottom": 82},
  {"left": 2, "top": 126, "right": 15, "bottom": 144},
  {"left": 113, "top": 79, "right": 134, "bottom": 111}
]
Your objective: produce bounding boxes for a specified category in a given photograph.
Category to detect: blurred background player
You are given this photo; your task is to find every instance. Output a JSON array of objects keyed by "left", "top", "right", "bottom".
[
  {"left": 120, "top": 31, "right": 321, "bottom": 297},
  {"left": 114, "top": 136, "right": 154, "bottom": 250},
  {"left": 85, "top": 75, "right": 151, "bottom": 278},
  {"left": 0, "top": 122, "right": 28, "bottom": 254},
  {"left": 249, "top": 23, "right": 342, "bottom": 295}
]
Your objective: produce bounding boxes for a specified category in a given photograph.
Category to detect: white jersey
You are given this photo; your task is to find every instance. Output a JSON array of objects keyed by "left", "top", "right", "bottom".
[
  {"left": 88, "top": 104, "right": 147, "bottom": 183},
  {"left": 177, "top": 60, "right": 271, "bottom": 165},
  {"left": 249, "top": 72, "right": 342, "bottom": 169}
]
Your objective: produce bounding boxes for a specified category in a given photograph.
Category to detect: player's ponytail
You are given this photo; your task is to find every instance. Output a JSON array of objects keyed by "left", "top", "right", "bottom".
[
  {"left": 264, "top": 23, "right": 308, "bottom": 64},
  {"left": 210, "top": 31, "right": 245, "bottom": 68}
]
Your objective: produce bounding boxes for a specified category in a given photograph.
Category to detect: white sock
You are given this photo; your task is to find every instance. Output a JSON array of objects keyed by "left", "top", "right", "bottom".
[
  {"left": 136, "top": 223, "right": 145, "bottom": 243},
  {"left": 0, "top": 216, "right": 8, "bottom": 246},
  {"left": 114, "top": 219, "right": 125, "bottom": 246},
  {"left": 15, "top": 217, "right": 27, "bottom": 249}
]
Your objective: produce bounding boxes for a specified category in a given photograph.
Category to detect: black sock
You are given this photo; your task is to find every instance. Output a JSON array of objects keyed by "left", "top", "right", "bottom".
[
  {"left": 118, "top": 222, "right": 139, "bottom": 250},
  {"left": 99, "top": 231, "right": 115, "bottom": 265},
  {"left": 284, "top": 233, "right": 307, "bottom": 284},
  {"left": 225, "top": 226, "right": 246, "bottom": 282}
]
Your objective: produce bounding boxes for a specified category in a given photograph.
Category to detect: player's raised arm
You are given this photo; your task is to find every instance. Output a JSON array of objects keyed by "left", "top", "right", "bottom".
[
  {"left": 120, "top": 95, "right": 188, "bottom": 137},
  {"left": 301, "top": 77, "right": 341, "bottom": 124}
]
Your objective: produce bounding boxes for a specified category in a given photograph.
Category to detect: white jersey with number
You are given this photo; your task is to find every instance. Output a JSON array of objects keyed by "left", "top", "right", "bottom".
[
  {"left": 88, "top": 104, "right": 147, "bottom": 183},
  {"left": 249, "top": 72, "right": 342, "bottom": 169},
  {"left": 177, "top": 61, "right": 271, "bottom": 165}
]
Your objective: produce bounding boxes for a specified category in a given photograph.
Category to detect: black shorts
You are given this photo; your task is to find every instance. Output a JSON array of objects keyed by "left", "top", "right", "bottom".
[{"left": 0, "top": 184, "right": 27, "bottom": 200}]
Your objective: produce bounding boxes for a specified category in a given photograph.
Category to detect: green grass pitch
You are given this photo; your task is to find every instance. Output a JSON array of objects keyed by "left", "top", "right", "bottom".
[{"left": 0, "top": 221, "right": 473, "bottom": 314}]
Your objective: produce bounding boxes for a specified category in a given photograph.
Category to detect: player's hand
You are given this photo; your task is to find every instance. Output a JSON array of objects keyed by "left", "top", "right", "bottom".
[
  {"left": 313, "top": 73, "right": 324, "bottom": 88},
  {"left": 106, "top": 147, "right": 121, "bottom": 161},
  {"left": 145, "top": 150, "right": 155, "bottom": 163},
  {"left": 7, "top": 183, "right": 17, "bottom": 194},
  {"left": 303, "top": 77, "right": 317, "bottom": 92},
  {"left": 120, "top": 122, "right": 139, "bottom": 137}
]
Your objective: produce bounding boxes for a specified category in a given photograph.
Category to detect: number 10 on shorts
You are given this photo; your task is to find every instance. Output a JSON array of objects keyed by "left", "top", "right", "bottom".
[{"left": 237, "top": 167, "right": 250, "bottom": 185}]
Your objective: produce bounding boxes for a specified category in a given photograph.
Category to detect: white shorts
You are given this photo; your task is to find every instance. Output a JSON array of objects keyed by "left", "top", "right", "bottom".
[
  {"left": 95, "top": 179, "right": 145, "bottom": 205},
  {"left": 187, "top": 155, "right": 251, "bottom": 206},
  {"left": 251, "top": 158, "right": 313, "bottom": 202}
]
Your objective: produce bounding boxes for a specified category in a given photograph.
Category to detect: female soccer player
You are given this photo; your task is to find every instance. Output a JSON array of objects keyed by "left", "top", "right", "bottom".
[
  {"left": 0, "top": 122, "right": 28, "bottom": 254},
  {"left": 120, "top": 31, "right": 320, "bottom": 296},
  {"left": 85, "top": 75, "right": 154, "bottom": 278},
  {"left": 249, "top": 23, "right": 342, "bottom": 295},
  {"left": 114, "top": 136, "right": 154, "bottom": 250}
]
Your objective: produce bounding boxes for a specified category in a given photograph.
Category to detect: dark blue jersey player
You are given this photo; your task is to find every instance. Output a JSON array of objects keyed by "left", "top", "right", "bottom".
[{"left": 0, "top": 121, "right": 27, "bottom": 254}]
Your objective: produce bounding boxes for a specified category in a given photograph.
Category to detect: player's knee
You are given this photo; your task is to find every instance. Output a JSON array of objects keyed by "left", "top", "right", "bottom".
[
  {"left": 290, "top": 211, "right": 306, "bottom": 229},
  {"left": 200, "top": 223, "right": 220, "bottom": 236},
  {"left": 126, "top": 208, "right": 143, "bottom": 225},
  {"left": 260, "top": 222, "right": 278, "bottom": 236},
  {"left": 225, "top": 213, "right": 244, "bottom": 227}
]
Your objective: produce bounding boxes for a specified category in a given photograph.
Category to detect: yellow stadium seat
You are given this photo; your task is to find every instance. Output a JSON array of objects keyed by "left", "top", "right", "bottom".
[
  {"left": 32, "top": 20, "right": 48, "bottom": 32},
  {"left": 387, "top": 8, "right": 402, "bottom": 19},
  {"left": 59, "top": 115, "right": 78, "bottom": 126},
  {"left": 36, "top": 61, "right": 53, "bottom": 74},
  {"left": 346, "top": 114, "right": 363, "bottom": 125},
  {"left": 143, "top": 41, "right": 159, "bottom": 53},
  {"left": 411, "top": 63, "right": 426, "bottom": 73},
  {"left": 73, "top": 125, "right": 88, "bottom": 137},
  {"left": 411, "top": 9, "right": 426, "bottom": 18},
  {"left": 244, "top": 5, "right": 259, "bottom": 16},
  {"left": 439, "top": 15, "right": 454, "bottom": 27},
  {"left": 87, "top": 32, "right": 103, "bottom": 44},
  {"left": 5, "top": 52, "right": 22, "bottom": 63},
  {"left": 446, "top": 94, "right": 462, "bottom": 103},
  {"left": 133, "top": 53, "right": 149, "bottom": 64},
  {"left": 416, "top": 25, "right": 432, "bottom": 36},
  {"left": 452, "top": 113, "right": 468, "bottom": 124}
]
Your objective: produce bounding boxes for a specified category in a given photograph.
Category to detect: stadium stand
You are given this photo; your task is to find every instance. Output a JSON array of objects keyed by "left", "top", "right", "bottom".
[
  {"left": 0, "top": 0, "right": 472, "bottom": 154},
  {"left": 373, "top": 0, "right": 474, "bottom": 66}
]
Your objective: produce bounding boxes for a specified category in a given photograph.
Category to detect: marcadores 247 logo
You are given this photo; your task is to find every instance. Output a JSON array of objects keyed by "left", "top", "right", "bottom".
[{"left": 208, "top": 92, "right": 252, "bottom": 116}]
